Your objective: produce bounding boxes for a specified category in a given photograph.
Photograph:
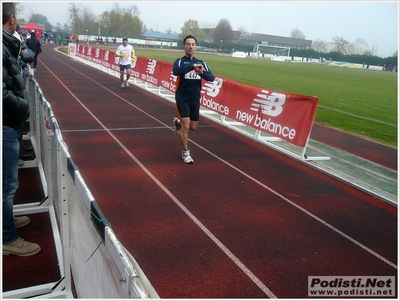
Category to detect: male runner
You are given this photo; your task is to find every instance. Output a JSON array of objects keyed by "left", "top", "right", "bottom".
[
  {"left": 116, "top": 37, "right": 135, "bottom": 88},
  {"left": 172, "top": 35, "right": 215, "bottom": 163}
]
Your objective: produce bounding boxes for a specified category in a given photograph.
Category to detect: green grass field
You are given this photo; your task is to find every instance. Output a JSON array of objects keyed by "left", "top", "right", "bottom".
[
  {"left": 135, "top": 49, "right": 398, "bottom": 148},
  {"left": 65, "top": 46, "right": 398, "bottom": 148}
]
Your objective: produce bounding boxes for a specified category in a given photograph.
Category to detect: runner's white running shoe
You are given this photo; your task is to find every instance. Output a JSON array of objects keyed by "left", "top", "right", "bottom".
[
  {"left": 125, "top": 79, "right": 129, "bottom": 87},
  {"left": 182, "top": 150, "right": 194, "bottom": 164},
  {"left": 173, "top": 117, "right": 181, "bottom": 134},
  {"left": 121, "top": 82, "right": 124, "bottom": 88}
]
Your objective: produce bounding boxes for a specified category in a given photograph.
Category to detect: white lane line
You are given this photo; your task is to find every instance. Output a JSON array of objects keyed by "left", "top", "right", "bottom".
[
  {"left": 318, "top": 105, "right": 396, "bottom": 127},
  {"left": 42, "top": 54, "right": 396, "bottom": 298},
  {"left": 41, "top": 61, "right": 278, "bottom": 298},
  {"left": 191, "top": 140, "right": 398, "bottom": 270}
]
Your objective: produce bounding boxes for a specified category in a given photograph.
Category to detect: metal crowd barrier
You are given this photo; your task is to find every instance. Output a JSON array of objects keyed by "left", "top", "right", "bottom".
[{"left": 4, "top": 74, "right": 158, "bottom": 299}]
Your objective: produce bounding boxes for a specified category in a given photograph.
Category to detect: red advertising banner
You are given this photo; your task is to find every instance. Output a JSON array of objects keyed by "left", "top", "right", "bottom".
[
  {"left": 200, "top": 77, "right": 318, "bottom": 146},
  {"left": 75, "top": 44, "right": 86, "bottom": 59},
  {"left": 129, "top": 57, "right": 161, "bottom": 86},
  {"left": 154, "top": 61, "right": 176, "bottom": 94},
  {"left": 71, "top": 46, "right": 318, "bottom": 147},
  {"left": 101, "top": 49, "right": 120, "bottom": 73},
  {"left": 91, "top": 47, "right": 103, "bottom": 65}
]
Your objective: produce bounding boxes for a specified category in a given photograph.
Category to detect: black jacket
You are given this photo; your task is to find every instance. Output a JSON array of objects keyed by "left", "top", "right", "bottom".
[
  {"left": 20, "top": 41, "right": 35, "bottom": 64},
  {"left": 2, "top": 29, "right": 30, "bottom": 129},
  {"left": 19, "top": 42, "right": 35, "bottom": 80},
  {"left": 25, "top": 35, "right": 41, "bottom": 54},
  {"left": 173, "top": 56, "right": 215, "bottom": 101}
]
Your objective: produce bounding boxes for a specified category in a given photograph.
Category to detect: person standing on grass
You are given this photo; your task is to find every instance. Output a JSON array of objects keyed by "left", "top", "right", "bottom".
[
  {"left": 116, "top": 37, "right": 135, "bottom": 89},
  {"left": 172, "top": 35, "right": 215, "bottom": 164},
  {"left": 2, "top": 2, "right": 41, "bottom": 257}
]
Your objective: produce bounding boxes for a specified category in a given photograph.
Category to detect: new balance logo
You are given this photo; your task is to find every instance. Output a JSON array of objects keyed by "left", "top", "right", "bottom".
[
  {"left": 103, "top": 50, "right": 109, "bottom": 61},
  {"left": 251, "top": 90, "right": 286, "bottom": 117},
  {"left": 201, "top": 77, "right": 223, "bottom": 97},
  {"left": 146, "top": 59, "right": 156, "bottom": 74}
]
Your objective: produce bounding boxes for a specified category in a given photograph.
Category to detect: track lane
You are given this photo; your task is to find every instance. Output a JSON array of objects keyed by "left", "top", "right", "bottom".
[{"left": 32, "top": 45, "right": 397, "bottom": 298}]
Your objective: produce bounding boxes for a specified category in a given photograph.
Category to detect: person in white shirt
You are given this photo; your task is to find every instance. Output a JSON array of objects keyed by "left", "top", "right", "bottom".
[{"left": 115, "top": 37, "right": 135, "bottom": 88}]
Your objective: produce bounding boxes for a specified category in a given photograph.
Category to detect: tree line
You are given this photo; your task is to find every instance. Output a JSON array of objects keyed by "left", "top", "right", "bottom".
[{"left": 19, "top": 2, "right": 397, "bottom": 67}]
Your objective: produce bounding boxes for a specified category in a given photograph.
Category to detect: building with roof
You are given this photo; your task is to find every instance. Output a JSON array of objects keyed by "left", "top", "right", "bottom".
[
  {"left": 201, "top": 28, "right": 312, "bottom": 50},
  {"left": 142, "top": 31, "right": 179, "bottom": 42},
  {"left": 239, "top": 32, "right": 312, "bottom": 49},
  {"left": 141, "top": 29, "right": 312, "bottom": 50}
]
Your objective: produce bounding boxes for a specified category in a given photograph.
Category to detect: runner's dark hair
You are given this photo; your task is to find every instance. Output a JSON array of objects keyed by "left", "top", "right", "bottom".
[{"left": 183, "top": 35, "right": 197, "bottom": 44}]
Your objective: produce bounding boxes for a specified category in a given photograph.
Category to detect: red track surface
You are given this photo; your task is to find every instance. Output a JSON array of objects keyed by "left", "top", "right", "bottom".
[{"left": 4, "top": 45, "right": 397, "bottom": 298}]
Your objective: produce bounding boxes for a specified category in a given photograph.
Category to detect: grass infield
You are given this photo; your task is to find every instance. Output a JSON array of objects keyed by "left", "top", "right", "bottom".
[{"left": 68, "top": 46, "right": 399, "bottom": 148}]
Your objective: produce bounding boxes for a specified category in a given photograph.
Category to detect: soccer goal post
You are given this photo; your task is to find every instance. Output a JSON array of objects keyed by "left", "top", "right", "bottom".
[{"left": 252, "top": 44, "right": 291, "bottom": 59}]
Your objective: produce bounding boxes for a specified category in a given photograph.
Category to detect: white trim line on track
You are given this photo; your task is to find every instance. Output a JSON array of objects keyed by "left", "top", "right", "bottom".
[
  {"left": 41, "top": 60, "right": 278, "bottom": 298},
  {"left": 41, "top": 53, "right": 397, "bottom": 298}
]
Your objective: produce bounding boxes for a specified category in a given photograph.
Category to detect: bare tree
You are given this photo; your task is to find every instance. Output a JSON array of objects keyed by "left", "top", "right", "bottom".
[
  {"left": 362, "top": 49, "right": 373, "bottom": 56},
  {"left": 62, "top": 23, "right": 70, "bottom": 33},
  {"left": 236, "top": 25, "right": 250, "bottom": 44},
  {"left": 370, "top": 44, "right": 378, "bottom": 56},
  {"left": 200, "top": 21, "right": 215, "bottom": 29},
  {"left": 332, "top": 36, "right": 350, "bottom": 54},
  {"left": 355, "top": 37, "right": 368, "bottom": 47},
  {"left": 15, "top": 3, "right": 24, "bottom": 17},
  {"left": 290, "top": 27, "right": 306, "bottom": 39},
  {"left": 54, "top": 23, "right": 62, "bottom": 32},
  {"left": 80, "top": 6, "right": 98, "bottom": 36},
  {"left": 346, "top": 44, "right": 356, "bottom": 55},
  {"left": 212, "top": 18, "right": 233, "bottom": 44},
  {"left": 312, "top": 39, "right": 328, "bottom": 53},
  {"left": 131, "top": 5, "right": 140, "bottom": 17},
  {"left": 68, "top": 2, "right": 81, "bottom": 35}
]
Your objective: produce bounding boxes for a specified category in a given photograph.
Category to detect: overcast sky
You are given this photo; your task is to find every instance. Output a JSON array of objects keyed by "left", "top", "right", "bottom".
[{"left": 19, "top": 1, "right": 398, "bottom": 57}]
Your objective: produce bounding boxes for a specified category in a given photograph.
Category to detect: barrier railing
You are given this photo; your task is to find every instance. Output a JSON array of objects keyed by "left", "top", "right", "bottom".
[{"left": 4, "top": 75, "right": 158, "bottom": 299}]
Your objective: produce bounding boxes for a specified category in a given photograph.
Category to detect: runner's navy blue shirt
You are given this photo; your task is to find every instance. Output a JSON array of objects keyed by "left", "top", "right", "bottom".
[{"left": 172, "top": 56, "right": 215, "bottom": 101}]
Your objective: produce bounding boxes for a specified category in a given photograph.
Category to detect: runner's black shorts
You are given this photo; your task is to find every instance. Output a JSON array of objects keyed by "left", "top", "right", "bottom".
[{"left": 176, "top": 99, "right": 200, "bottom": 121}]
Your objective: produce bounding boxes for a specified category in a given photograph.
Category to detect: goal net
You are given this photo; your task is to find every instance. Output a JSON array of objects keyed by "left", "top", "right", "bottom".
[{"left": 251, "top": 44, "right": 291, "bottom": 59}]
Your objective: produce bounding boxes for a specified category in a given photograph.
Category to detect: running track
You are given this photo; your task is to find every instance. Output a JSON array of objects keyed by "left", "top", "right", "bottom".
[{"left": 8, "top": 45, "right": 398, "bottom": 298}]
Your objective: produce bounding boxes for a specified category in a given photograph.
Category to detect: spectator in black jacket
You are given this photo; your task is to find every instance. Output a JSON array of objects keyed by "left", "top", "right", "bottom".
[
  {"left": 16, "top": 26, "right": 35, "bottom": 82},
  {"left": 25, "top": 29, "right": 41, "bottom": 70},
  {"left": 2, "top": 2, "right": 41, "bottom": 257},
  {"left": 16, "top": 28, "right": 36, "bottom": 161}
]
